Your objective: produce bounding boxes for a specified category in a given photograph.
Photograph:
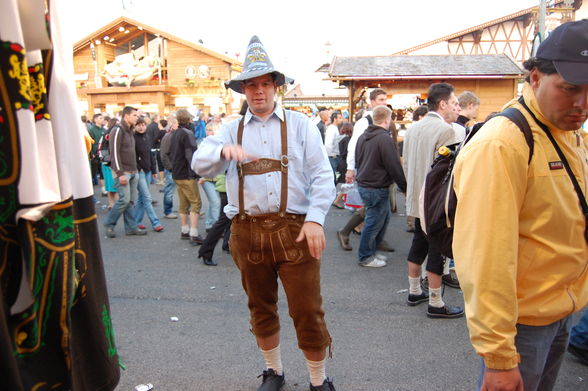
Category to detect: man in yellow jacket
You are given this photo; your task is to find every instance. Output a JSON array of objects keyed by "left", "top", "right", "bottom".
[{"left": 453, "top": 20, "right": 588, "bottom": 391}]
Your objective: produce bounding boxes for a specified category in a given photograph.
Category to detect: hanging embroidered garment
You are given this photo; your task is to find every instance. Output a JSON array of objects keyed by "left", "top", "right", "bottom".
[{"left": 0, "top": 0, "right": 120, "bottom": 390}]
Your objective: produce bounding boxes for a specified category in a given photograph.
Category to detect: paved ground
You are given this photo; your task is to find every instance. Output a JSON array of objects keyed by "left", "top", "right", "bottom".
[{"left": 95, "top": 185, "right": 586, "bottom": 391}]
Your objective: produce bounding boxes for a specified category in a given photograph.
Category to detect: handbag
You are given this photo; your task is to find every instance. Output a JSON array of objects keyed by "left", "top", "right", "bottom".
[{"left": 343, "top": 182, "right": 364, "bottom": 210}]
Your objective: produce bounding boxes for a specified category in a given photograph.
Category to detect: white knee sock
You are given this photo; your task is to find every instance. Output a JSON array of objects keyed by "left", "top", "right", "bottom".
[
  {"left": 305, "top": 358, "right": 326, "bottom": 387},
  {"left": 181, "top": 225, "right": 189, "bottom": 234},
  {"left": 189, "top": 227, "right": 198, "bottom": 237},
  {"left": 408, "top": 276, "right": 422, "bottom": 295},
  {"left": 260, "top": 345, "right": 283, "bottom": 375},
  {"left": 429, "top": 287, "right": 445, "bottom": 308}
]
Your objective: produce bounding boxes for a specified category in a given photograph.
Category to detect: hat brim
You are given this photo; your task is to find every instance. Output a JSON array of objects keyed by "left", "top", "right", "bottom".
[
  {"left": 225, "top": 70, "right": 294, "bottom": 93},
  {"left": 554, "top": 60, "right": 588, "bottom": 85}
]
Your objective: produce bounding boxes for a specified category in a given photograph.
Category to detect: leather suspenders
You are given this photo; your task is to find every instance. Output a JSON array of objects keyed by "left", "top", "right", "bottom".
[{"left": 236, "top": 111, "right": 289, "bottom": 220}]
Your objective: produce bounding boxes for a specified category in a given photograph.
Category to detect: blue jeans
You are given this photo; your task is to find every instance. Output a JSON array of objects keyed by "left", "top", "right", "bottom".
[
  {"left": 477, "top": 315, "right": 572, "bottom": 391},
  {"left": 163, "top": 169, "right": 175, "bottom": 215},
  {"left": 357, "top": 186, "right": 390, "bottom": 262},
  {"left": 200, "top": 180, "right": 220, "bottom": 229},
  {"left": 134, "top": 171, "right": 161, "bottom": 229},
  {"left": 104, "top": 172, "right": 139, "bottom": 232},
  {"left": 570, "top": 309, "right": 588, "bottom": 348},
  {"left": 328, "top": 156, "right": 339, "bottom": 185}
]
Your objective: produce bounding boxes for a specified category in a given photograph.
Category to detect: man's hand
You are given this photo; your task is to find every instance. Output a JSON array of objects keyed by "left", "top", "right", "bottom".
[
  {"left": 345, "top": 169, "right": 355, "bottom": 183},
  {"left": 118, "top": 174, "right": 128, "bottom": 185},
  {"left": 221, "top": 144, "right": 258, "bottom": 162},
  {"left": 296, "top": 222, "right": 325, "bottom": 260},
  {"left": 198, "top": 178, "right": 206, "bottom": 184},
  {"left": 481, "top": 367, "right": 524, "bottom": 391}
]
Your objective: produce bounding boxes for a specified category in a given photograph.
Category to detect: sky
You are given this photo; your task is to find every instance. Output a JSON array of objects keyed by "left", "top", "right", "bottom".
[{"left": 62, "top": 0, "right": 540, "bottom": 93}]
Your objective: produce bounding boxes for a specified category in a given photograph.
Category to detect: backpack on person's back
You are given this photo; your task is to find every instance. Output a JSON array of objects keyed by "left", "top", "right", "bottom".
[
  {"left": 98, "top": 128, "right": 114, "bottom": 165},
  {"left": 419, "top": 106, "right": 534, "bottom": 259}
]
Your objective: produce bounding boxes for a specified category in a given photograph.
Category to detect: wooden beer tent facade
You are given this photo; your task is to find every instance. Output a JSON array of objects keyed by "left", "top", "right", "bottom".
[
  {"left": 327, "top": 54, "right": 524, "bottom": 122},
  {"left": 73, "top": 16, "right": 242, "bottom": 115}
]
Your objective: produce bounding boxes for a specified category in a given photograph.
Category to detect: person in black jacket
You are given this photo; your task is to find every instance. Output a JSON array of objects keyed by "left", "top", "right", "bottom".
[
  {"left": 147, "top": 114, "right": 166, "bottom": 185},
  {"left": 133, "top": 118, "right": 164, "bottom": 232},
  {"left": 168, "top": 109, "right": 203, "bottom": 245},
  {"left": 354, "top": 105, "right": 406, "bottom": 267}
]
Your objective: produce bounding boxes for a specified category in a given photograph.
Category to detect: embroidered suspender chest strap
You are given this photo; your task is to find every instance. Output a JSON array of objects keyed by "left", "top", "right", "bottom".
[{"left": 236, "top": 110, "right": 289, "bottom": 219}]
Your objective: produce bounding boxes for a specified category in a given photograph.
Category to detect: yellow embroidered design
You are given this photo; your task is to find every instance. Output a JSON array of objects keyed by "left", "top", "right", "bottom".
[
  {"left": 7, "top": 54, "right": 31, "bottom": 103},
  {"left": 29, "top": 71, "right": 47, "bottom": 115}
]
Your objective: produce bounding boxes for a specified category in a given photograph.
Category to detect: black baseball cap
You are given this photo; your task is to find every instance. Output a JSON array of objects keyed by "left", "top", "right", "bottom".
[{"left": 536, "top": 19, "right": 588, "bottom": 85}]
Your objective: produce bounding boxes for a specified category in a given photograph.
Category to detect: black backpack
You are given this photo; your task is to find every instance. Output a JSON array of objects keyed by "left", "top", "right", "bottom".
[
  {"left": 98, "top": 128, "right": 113, "bottom": 166},
  {"left": 421, "top": 106, "right": 534, "bottom": 259}
]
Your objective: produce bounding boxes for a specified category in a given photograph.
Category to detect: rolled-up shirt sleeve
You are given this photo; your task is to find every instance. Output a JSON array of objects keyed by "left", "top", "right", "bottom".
[{"left": 191, "top": 125, "right": 232, "bottom": 178}]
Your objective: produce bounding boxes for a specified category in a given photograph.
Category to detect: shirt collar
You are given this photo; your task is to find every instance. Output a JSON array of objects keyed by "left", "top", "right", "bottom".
[
  {"left": 244, "top": 103, "right": 284, "bottom": 125},
  {"left": 521, "top": 82, "right": 563, "bottom": 131},
  {"left": 427, "top": 111, "right": 445, "bottom": 122}
]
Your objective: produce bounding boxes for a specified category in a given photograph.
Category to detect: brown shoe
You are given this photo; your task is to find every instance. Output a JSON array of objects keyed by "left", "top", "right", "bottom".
[{"left": 336, "top": 231, "right": 352, "bottom": 251}]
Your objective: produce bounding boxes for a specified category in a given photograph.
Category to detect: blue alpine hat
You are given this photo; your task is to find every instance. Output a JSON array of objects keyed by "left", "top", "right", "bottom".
[{"left": 225, "top": 35, "right": 294, "bottom": 94}]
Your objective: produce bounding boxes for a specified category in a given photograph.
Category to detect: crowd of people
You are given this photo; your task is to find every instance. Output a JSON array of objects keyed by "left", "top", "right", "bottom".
[{"left": 83, "top": 22, "right": 588, "bottom": 391}]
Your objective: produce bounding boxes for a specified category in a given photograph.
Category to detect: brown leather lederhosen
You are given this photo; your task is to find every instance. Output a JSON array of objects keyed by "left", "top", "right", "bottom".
[{"left": 229, "top": 112, "right": 331, "bottom": 352}]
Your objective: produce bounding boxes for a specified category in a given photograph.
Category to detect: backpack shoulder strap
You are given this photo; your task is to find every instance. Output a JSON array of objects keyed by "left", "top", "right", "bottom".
[
  {"left": 499, "top": 107, "right": 534, "bottom": 165},
  {"left": 366, "top": 114, "right": 373, "bottom": 126}
]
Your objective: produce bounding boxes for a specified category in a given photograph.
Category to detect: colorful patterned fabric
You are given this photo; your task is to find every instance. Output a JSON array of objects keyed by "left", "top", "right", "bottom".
[{"left": 0, "top": 0, "right": 120, "bottom": 389}]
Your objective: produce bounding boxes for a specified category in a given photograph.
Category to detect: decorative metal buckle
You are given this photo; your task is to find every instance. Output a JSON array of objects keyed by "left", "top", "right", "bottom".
[{"left": 280, "top": 155, "right": 288, "bottom": 168}]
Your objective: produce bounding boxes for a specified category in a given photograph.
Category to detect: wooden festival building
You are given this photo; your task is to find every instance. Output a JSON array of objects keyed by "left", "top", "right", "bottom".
[{"left": 73, "top": 16, "right": 242, "bottom": 116}]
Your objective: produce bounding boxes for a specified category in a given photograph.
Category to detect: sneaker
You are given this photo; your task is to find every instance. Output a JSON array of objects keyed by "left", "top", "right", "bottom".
[
  {"left": 153, "top": 226, "right": 164, "bottom": 232},
  {"left": 165, "top": 213, "right": 178, "bottom": 219},
  {"left": 426, "top": 304, "right": 464, "bottom": 319},
  {"left": 568, "top": 343, "right": 588, "bottom": 366},
  {"left": 106, "top": 227, "right": 116, "bottom": 238},
  {"left": 336, "top": 231, "right": 352, "bottom": 251},
  {"left": 137, "top": 224, "right": 147, "bottom": 230},
  {"left": 310, "top": 378, "right": 336, "bottom": 391},
  {"left": 126, "top": 229, "right": 148, "bottom": 236},
  {"left": 359, "top": 256, "right": 386, "bottom": 268},
  {"left": 407, "top": 291, "right": 429, "bottom": 306},
  {"left": 375, "top": 253, "right": 387, "bottom": 262},
  {"left": 257, "top": 368, "right": 285, "bottom": 391},
  {"left": 181, "top": 232, "right": 190, "bottom": 240}
]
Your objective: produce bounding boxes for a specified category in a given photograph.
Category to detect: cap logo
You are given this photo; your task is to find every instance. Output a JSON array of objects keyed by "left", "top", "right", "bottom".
[{"left": 581, "top": 50, "right": 588, "bottom": 56}]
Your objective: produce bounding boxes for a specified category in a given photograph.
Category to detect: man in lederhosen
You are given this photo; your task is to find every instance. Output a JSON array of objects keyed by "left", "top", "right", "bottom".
[{"left": 192, "top": 36, "right": 336, "bottom": 391}]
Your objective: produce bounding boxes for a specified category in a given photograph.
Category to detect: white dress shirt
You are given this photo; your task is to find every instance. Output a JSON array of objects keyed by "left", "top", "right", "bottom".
[{"left": 191, "top": 105, "right": 335, "bottom": 225}]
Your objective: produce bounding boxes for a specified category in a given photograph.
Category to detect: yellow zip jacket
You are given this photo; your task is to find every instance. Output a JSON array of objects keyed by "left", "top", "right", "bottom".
[{"left": 453, "top": 83, "right": 588, "bottom": 370}]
